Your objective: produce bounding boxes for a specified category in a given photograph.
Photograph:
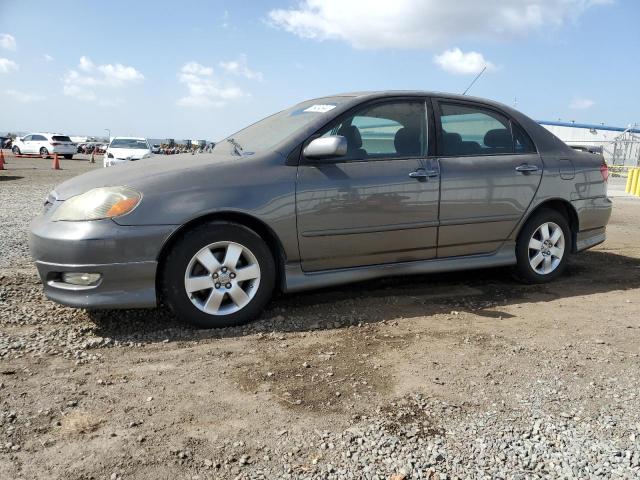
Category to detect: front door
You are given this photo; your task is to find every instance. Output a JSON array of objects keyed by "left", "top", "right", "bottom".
[
  {"left": 296, "top": 99, "right": 440, "bottom": 272},
  {"left": 21, "top": 135, "right": 34, "bottom": 153},
  {"left": 434, "top": 99, "right": 543, "bottom": 257}
]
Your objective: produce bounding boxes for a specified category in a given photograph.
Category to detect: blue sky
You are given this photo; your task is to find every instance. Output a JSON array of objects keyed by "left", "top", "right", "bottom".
[{"left": 0, "top": 0, "right": 638, "bottom": 140}]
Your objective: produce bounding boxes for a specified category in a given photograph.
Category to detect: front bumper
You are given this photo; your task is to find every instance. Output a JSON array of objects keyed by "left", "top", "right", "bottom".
[
  {"left": 104, "top": 157, "right": 147, "bottom": 167},
  {"left": 30, "top": 215, "right": 178, "bottom": 309}
]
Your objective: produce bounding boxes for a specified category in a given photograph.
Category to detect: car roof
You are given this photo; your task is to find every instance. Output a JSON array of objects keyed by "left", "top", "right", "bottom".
[
  {"left": 111, "top": 137, "right": 147, "bottom": 140},
  {"left": 29, "top": 132, "right": 68, "bottom": 136},
  {"left": 320, "top": 90, "right": 510, "bottom": 108}
]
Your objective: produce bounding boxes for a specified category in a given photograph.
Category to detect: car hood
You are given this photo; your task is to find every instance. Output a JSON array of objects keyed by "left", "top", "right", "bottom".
[
  {"left": 108, "top": 148, "right": 149, "bottom": 159},
  {"left": 52, "top": 152, "right": 242, "bottom": 200}
]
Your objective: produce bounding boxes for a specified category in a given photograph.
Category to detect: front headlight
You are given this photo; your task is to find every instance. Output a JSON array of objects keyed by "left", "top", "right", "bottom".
[{"left": 51, "top": 186, "right": 141, "bottom": 221}]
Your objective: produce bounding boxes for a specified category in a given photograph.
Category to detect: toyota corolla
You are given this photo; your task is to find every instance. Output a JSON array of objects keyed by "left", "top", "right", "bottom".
[{"left": 29, "top": 91, "right": 612, "bottom": 328}]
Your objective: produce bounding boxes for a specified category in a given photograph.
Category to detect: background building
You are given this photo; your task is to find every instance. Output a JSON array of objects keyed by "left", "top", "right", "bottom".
[{"left": 539, "top": 120, "right": 640, "bottom": 166}]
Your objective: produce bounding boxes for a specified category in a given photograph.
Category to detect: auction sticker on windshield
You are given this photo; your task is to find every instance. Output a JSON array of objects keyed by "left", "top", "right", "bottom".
[{"left": 303, "top": 104, "right": 336, "bottom": 113}]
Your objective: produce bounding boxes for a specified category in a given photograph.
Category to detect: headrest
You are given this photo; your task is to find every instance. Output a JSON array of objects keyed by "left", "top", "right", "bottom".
[
  {"left": 337, "top": 125, "right": 362, "bottom": 149},
  {"left": 443, "top": 132, "right": 462, "bottom": 144},
  {"left": 394, "top": 127, "right": 421, "bottom": 155},
  {"left": 484, "top": 129, "right": 511, "bottom": 148}
]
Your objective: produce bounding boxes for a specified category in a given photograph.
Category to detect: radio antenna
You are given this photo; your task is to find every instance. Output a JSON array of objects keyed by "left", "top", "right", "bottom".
[{"left": 462, "top": 66, "right": 487, "bottom": 95}]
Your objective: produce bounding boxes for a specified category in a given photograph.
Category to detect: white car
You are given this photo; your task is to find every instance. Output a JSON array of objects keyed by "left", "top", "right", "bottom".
[
  {"left": 104, "top": 137, "right": 152, "bottom": 167},
  {"left": 12, "top": 133, "right": 76, "bottom": 159}
]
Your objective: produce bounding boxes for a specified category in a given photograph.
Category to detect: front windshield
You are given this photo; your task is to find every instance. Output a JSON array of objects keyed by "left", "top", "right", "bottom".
[
  {"left": 220, "top": 96, "right": 351, "bottom": 155},
  {"left": 110, "top": 139, "right": 149, "bottom": 149}
]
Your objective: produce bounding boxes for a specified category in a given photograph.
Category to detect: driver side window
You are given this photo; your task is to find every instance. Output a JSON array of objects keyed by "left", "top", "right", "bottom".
[{"left": 319, "top": 101, "right": 427, "bottom": 161}]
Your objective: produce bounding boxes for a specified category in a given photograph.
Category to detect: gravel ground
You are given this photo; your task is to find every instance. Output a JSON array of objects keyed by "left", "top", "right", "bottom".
[{"left": 1, "top": 154, "right": 639, "bottom": 479}]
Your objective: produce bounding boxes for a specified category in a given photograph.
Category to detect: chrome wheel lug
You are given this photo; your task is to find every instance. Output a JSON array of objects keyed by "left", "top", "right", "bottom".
[
  {"left": 230, "top": 273, "right": 236, "bottom": 279},
  {"left": 225, "top": 283, "right": 232, "bottom": 289},
  {"left": 222, "top": 267, "right": 228, "bottom": 273},
  {"left": 215, "top": 283, "right": 221, "bottom": 289}
]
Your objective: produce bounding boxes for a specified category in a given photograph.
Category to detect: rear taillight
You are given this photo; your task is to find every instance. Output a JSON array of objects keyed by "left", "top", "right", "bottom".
[
  {"left": 600, "top": 162, "right": 609, "bottom": 182},
  {"left": 50, "top": 142, "right": 60, "bottom": 146}
]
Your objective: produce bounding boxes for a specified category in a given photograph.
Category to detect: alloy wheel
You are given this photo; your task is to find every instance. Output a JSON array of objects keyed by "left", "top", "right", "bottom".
[
  {"left": 184, "top": 241, "right": 261, "bottom": 315},
  {"left": 528, "top": 221, "right": 565, "bottom": 275}
]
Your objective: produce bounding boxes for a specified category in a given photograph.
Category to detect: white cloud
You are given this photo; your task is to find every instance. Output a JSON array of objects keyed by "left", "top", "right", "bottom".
[
  {"left": 570, "top": 97, "right": 595, "bottom": 109},
  {"left": 98, "top": 63, "right": 145, "bottom": 83},
  {"left": 0, "top": 58, "right": 18, "bottom": 73},
  {"left": 0, "top": 34, "right": 16, "bottom": 51},
  {"left": 4, "top": 89, "right": 44, "bottom": 103},
  {"left": 434, "top": 48, "right": 495, "bottom": 75},
  {"left": 63, "top": 56, "right": 144, "bottom": 102},
  {"left": 268, "top": 0, "right": 612, "bottom": 49},
  {"left": 79, "top": 55, "right": 94, "bottom": 72},
  {"left": 177, "top": 62, "right": 246, "bottom": 108},
  {"left": 43, "top": 54, "right": 54, "bottom": 62},
  {"left": 181, "top": 61, "right": 214, "bottom": 76},
  {"left": 219, "top": 55, "right": 263, "bottom": 81}
]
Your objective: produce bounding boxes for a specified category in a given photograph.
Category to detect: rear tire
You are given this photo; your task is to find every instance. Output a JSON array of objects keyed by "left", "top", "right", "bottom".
[
  {"left": 40, "top": 147, "right": 49, "bottom": 158},
  {"left": 515, "top": 208, "right": 571, "bottom": 283},
  {"left": 161, "top": 221, "right": 275, "bottom": 328}
]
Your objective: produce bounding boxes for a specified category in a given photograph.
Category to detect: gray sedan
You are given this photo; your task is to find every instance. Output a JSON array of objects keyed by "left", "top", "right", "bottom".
[{"left": 29, "top": 91, "right": 612, "bottom": 328}]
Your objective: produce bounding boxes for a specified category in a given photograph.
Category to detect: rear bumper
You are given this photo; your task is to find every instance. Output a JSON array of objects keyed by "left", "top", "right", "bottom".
[
  {"left": 575, "top": 227, "right": 606, "bottom": 252},
  {"left": 29, "top": 215, "right": 177, "bottom": 309},
  {"left": 51, "top": 146, "right": 76, "bottom": 155},
  {"left": 571, "top": 196, "right": 612, "bottom": 252}
]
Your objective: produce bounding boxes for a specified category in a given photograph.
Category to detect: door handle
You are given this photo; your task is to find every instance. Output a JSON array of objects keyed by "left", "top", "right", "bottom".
[
  {"left": 409, "top": 169, "right": 439, "bottom": 180},
  {"left": 515, "top": 164, "right": 539, "bottom": 173}
]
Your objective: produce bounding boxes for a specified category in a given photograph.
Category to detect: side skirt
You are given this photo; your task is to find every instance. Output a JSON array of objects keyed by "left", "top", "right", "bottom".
[{"left": 283, "top": 242, "right": 517, "bottom": 293}]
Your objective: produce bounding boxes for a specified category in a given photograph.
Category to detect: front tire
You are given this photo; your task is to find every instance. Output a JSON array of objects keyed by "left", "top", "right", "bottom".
[
  {"left": 161, "top": 221, "right": 275, "bottom": 328},
  {"left": 40, "top": 147, "right": 49, "bottom": 158},
  {"left": 515, "top": 208, "right": 571, "bottom": 283},
  {"left": 64, "top": 154, "right": 73, "bottom": 160},
  {"left": 12, "top": 146, "right": 20, "bottom": 155}
]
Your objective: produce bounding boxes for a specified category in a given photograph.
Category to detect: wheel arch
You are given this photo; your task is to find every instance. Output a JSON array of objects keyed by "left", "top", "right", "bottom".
[
  {"left": 156, "top": 211, "right": 287, "bottom": 296},
  {"left": 517, "top": 198, "right": 579, "bottom": 252}
]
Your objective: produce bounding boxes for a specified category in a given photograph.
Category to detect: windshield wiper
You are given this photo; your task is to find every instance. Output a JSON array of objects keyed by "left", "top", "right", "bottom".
[{"left": 226, "top": 137, "right": 243, "bottom": 156}]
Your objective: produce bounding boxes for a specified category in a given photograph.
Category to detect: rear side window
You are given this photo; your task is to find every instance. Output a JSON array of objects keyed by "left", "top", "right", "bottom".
[
  {"left": 438, "top": 102, "right": 513, "bottom": 156},
  {"left": 512, "top": 123, "right": 536, "bottom": 153},
  {"left": 319, "top": 101, "right": 427, "bottom": 160},
  {"left": 52, "top": 135, "right": 72, "bottom": 142}
]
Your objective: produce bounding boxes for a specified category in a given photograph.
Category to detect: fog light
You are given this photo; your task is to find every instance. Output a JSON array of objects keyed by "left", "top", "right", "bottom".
[{"left": 61, "top": 272, "right": 101, "bottom": 286}]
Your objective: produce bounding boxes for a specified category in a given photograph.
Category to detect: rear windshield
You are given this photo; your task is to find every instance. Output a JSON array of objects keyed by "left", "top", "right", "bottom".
[
  {"left": 110, "top": 138, "right": 149, "bottom": 149},
  {"left": 52, "top": 136, "right": 72, "bottom": 142}
]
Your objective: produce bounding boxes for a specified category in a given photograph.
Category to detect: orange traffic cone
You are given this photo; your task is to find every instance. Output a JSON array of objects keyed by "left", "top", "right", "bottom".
[
  {"left": 0, "top": 150, "right": 5, "bottom": 170},
  {"left": 52, "top": 153, "right": 61, "bottom": 170}
]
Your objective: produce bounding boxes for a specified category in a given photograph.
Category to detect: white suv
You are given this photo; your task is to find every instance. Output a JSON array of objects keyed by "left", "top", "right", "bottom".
[{"left": 12, "top": 133, "right": 76, "bottom": 159}]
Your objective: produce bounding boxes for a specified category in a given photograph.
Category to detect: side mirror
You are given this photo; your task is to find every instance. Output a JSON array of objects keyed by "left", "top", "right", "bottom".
[{"left": 303, "top": 136, "right": 347, "bottom": 159}]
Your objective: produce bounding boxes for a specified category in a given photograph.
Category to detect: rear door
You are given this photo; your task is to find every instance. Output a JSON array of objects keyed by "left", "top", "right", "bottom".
[
  {"left": 33, "top": 135, "right": 48, "bottom": 153},
  {"left": 296, "top": 98, "right": 440, "bottom": 271},
  {"left": 433, "top": 99, "right": 542, "bottom": 257}
]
